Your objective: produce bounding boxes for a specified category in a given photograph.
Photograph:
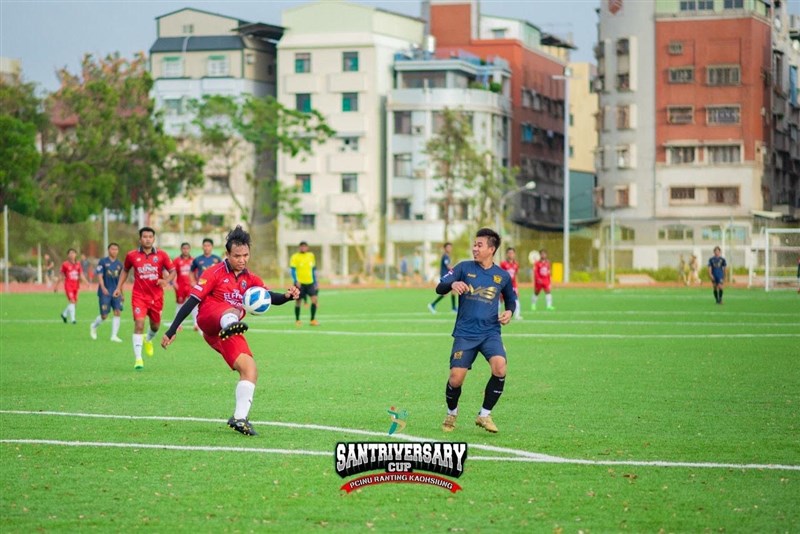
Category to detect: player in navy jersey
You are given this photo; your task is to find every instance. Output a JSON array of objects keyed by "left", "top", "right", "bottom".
[
  {"left": 189, "top": 238, "right": 222, "bottom": 331},
  {"left": 707, "top": 246, "right": 727, "bottom": 304},
  {"left": 436, "top": 228, "right": 516, "bottom": 434},
  {"left": 428, "top": 242, "right": 457, "bottom": 314},
  {"left": 90, "top": 243, "right": 124, "bottom": 342}
]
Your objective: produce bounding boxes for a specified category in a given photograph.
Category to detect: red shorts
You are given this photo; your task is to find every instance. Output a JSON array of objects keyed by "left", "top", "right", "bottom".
[
  {"left": 131, "top": 294, "right": 164, "bottom": 324},
  {"left": 175, "top": 285, "right": 192, "bottom": 303},
  {"left": 197, "top": 308, "right": 252, "bottom": 369},
  {"left": 534, "top": 283, "right": 551, "bottom": 295},
  {"left": 65, "top": 287, "right": 79, "bottom": 303}
]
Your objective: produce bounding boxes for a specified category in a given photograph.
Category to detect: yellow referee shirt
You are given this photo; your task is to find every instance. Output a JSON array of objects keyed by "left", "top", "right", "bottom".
[{"left": 290, "top": 251, "right": 316, "bottom": 284}]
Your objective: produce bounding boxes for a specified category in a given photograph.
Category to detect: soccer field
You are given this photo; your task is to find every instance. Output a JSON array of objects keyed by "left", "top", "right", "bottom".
[{"left": 1, "top": 287, "right": 798, "bottom": 531}]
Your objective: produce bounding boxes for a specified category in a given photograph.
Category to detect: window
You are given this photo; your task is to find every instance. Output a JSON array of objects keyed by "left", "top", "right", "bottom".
[
  {"left": 337, "top": 214, "right": 364, "bottom": 230},
  {"left": 296, "top": 93, "right": 311, "bottom": 112},
  {"left": 698, "top": 0, "right": 713, "bottom": 9},
  {"left": 619, "top": 226, "right": 635, "bottom": 241},
  {"left": 667, "top": 106, "right": 694, "bottom": 124},
  {"left": 617, "top": 146, "right": 632, "bottom": 168},
  {"left": 432, "top": 111, "right": 446, "bottom": 134},
  {"left": 393, "top": 199, "right": 411, "bottom": 220},
  {"left": 394, "top": 111, "right": 411, "bottom": 134},
  {"left": 393, "top": 154, "right": 412, "bottom": 177},
  {"left": 707, "top": 106, "right": 740, "bottom": 125},
  {"left": 206, "top": 175, "right": 229, "bottom": 194},
  {"left": 617, "top": 105, "right": 631, "bottom": 129},
  {"left": 616, "top": 187, "right": 629, "bottom": 207},
  {"left": 668, "top": 41, "right": 683, "bottom": 55},
  {"left": 162, "top": 57, "right": 183, "bottom": 78},
  {"left": 521, "top": 124, "right": 534, "bottom": 143},
  {"left": 182, "top": 24, "right": 194, "bottom": 34},
  {"left": 295, "top": 53, "right": 311, "bottom": 73},
  {"left": 702, "top": 225, "right": 722, "bottom": 240},
  {"left": 164, "top": 98, "right": 184, "bottom": 116},
  {"left": 707, "top": 145, "right": 741, "bottom": 163},
  {"left": 342, "top": 92, "right": 358, "bottom": 112},
  {"left": 342, "top": 51, "right": 359, "bottom": 72},
  {"left": 616, "top": 38, "right": 629, "bottom": 55},
  {"left": 340, "top": 137, "right": 359, "bottom": 152},
  {"left": 708, "top": 187, "right": 740, "bottom": 205},
  {"left": 724, "top": 0, "right": 744, "bottom": 8},
  {"left": 668, "top": 67, "right": 694, "bottom": 84},
  {"left": 671, "top": 187, "right": 696, "bottom": 200},
  {"left": 679, "top": 0, "right": 696, "bottom": 10},
  {"left": 341, "top": 173, "right": 358, "bottom": 193},
  {"left": 295, "top": 174, "right": 311, "bottom": 194},
  {"left": 207, "top": 55, "right": 229, "bottom": 77},
  {"left": 659, "top": 225, "right": 694, "bottom": 240},
  {"left": 492, "top": 28, "right": 507, "bottom": 39},
  {"left": 707, "top": 65, "right": 740, "bottom": 86},
  {"left": 668, "top": 146, "right": 696, "bottom": 164},
  {"left": 453, "top": 201, "right": 470, "bottom": 220},
  {"left": 680, "top": 0, "right": 712, "bottom": 9},
  {"left": 297, "top": 214, "right": 315, "bottom": 230},
  {"left": 617, "top": 73, "right": 630, "bottom": 91}
]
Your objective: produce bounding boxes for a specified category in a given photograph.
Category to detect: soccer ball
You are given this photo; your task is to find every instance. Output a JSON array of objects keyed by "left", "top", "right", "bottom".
[
  {"left": 528, "top": 250, "right": 541, "bottom": 265},
  {"left": 242, "top": 286, "right": 271, "bottom": 315}
]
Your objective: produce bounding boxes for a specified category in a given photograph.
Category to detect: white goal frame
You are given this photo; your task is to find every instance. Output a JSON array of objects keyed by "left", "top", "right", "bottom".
[{"left": 760, "top": 228, "right": 800, "bottom": 291}]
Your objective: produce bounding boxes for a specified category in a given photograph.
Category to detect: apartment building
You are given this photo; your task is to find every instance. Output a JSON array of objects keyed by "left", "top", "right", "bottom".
[
  {"left": 596, "top": 0, "right": 784, "bottom": 270},
  {"left": 385, "top": 48, "right": 512, "bottom": 273},
  {"left": 148, "top": 8, "right": 282, "bottom": 245},
  {"left": 427, "top": 0, "right": 575, "bottom": 231},
  {"left": 276, "top": 1, "right": 424, "bottom": 278}
]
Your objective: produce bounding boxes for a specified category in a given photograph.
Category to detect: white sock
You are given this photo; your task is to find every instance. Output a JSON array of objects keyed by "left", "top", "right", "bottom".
[
  {"left": 191, "top": 306, "right": 199, "bottom": 327},
  {"left": 68, "top": 303, "right": 76, "bottom": 322},
  {"left": 220, "top": 313, "right": 238, "bottom": 330},
  {"left": 479, "top": 408, "right": 491, "bottom": 417},
  {"left": 531, "top": 295, "right": 538, "bottom": 306},
  {"left": 91, "top": 315, "right": 103, "bottom": 329},
  {"left": 111, "top": 316, "right": 121, "bottom": 337},
  {"left": 546, "top": 294, "right": 553, "bottom": 307},
  {"left": 146, "top": 328, "right": 158, "bottom": 341},
  {"left": 233, "top": 380, "right": 256, "bottom": 420},
  {"left": 514, "top": 298, "right": 521, "bottom": 317},
  {"left": 447, "top": 408, "right": 458, "bottom": 416},
  {"left": 132, "top": 334, "right": 143, "bottom": 359}
]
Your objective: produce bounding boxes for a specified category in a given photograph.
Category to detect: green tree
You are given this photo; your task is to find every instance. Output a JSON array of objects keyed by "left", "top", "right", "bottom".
[
  {"left": 33, "top": 53, "right": 205, "bottom": 222},
  {"left": 0, "top": 115, "right": 41, "bottom": 214},
  {"left": 190, "top": 94, "right": 335, "bottom": 223}
]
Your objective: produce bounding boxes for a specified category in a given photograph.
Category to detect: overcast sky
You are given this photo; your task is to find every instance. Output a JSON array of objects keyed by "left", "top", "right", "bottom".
[{"left": 1, "top": 0, "right": 604, "bottom": 92}]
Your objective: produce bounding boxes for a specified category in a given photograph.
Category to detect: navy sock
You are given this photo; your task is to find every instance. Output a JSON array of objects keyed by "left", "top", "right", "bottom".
[
  {"left": 482, "top": 375, "right": 506, "bottom": 411},
  {"left": 431, "top": 295, "right": 444, "bottom": 307},
  {"left": 445, "top": 381, "right": 462, "bottom": 411}
]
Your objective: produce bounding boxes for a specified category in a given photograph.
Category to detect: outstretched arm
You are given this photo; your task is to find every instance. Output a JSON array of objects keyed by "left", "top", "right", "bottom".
[
  {"left": 162, "top": 296, "right": 200, "bottom": 346},
  {"left": 269, "top": 286, "right": 300, "bottom": 305}
]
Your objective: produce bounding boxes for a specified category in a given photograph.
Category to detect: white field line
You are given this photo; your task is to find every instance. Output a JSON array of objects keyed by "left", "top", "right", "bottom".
[
  {"left": 245, "top": 330, "right": 800, "bottom": 339},
  {"left": 1, "top": 410, "right": 798, "bottom": 472}
]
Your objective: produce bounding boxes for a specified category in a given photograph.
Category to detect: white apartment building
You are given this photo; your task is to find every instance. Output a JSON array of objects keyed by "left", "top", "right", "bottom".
[
  {"left": 276, "top": 1, "right": 424, "bottom": 278},
  {"left": 149, "top": 8, "right": 282, "bottom": 247},
  {"left": 386, "top": 51, "right": 512, "bottom": 276}
]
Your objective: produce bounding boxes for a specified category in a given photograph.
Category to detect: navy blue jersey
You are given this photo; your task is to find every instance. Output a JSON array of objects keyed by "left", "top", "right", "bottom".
[
  {"left": 708, "top": 255, "right": 727, "bottom": 280},
  {"left": 95, "top": 256, "right": 123, "bottom": 295},
  {"left": 438, "top": 261, "right": 516, "bottom": 339},
  {"left": 439, "top": 253, "right": 452, "bottom": 278},
  {"left": 190, "top": 254, "right": 222, "bottom": 278}
]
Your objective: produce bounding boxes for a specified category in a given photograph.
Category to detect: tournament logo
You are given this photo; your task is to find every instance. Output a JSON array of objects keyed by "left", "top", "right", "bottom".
[
  {"left": 387, "top": 406, "right": 408, "bottom": 435},
  {"left": 336, "top": 441, "right": 467, "bottom": 493}
]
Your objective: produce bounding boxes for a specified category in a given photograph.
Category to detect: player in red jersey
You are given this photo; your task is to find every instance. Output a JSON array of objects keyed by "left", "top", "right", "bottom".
[
  {"left": 172, "top": 242, "right": 194, "bottom": 331},
  {"left": 531, "top": 248, "right": 555, "bottom": 311},
  {"left": 162, "top": 226, "right": 300, "bottom": 436},
  {"left": 499, "top": 247, "right": 523, "bottom": 320},
  {"left": 54, "top": 248, "right": 89, "bottom": 324},
  {"left": 113, "top": 227, "right": 176, "bottom": 370}
]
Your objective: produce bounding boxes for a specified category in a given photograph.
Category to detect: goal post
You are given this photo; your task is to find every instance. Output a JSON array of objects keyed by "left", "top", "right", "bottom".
[{"left": 762, "top": 228, "right": 800, "bottom": 291}]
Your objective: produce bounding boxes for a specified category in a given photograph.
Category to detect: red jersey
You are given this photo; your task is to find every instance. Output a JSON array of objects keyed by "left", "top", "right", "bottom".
[
  {"left": 123, "top": 247, "right": 175, "bottom": 300},
  {"left": 61, "top": 261, "right": 82, "bottom": 290},
  {"left": 499, "top": 260, "right": 520, "bottom": 289},
  {"left": 534, "top": 260, "right": 552, "bottom": 286},
  {"left": 173, "top": 256, "right": 194, "bottom": 290},
  {"left": 191, "top": 260, "right": 266, "bottom": 319}
]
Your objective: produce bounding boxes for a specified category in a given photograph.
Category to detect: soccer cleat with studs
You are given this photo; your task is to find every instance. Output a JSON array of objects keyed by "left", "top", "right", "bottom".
[
  {"left": 134, "top": 358, "right": 144, "bottom": 370},
  {"left": 143, "top": 340, "right": 154, "bottom": 357},
  {"left": 475, "top": 415, "right": 498, "bottom": 433},
  {"left": 61, "top": 313, "right": 67, "bottom": 324},
  {"left": 110, "top": 336, "right": 123, "bottom": 343},
  {"left": 90, "top": 324, "right": 97, "bottom": 340},
  {"left": 219, "top": 321, "right": 248, "bottom": 340},
  {"left": 310, "top": 319, "right": 320, "bottom": 326},
  {"left": 442, "top": 414, "right": 457, "bottom": 432},
  {"left": 227, "top": 416, "right": 258, "bottom": 436}
]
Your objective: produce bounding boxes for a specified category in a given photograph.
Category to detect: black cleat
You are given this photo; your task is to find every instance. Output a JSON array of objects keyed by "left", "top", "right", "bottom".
[
  {"left": 227, "top": 416, "right": 258, "bottom": 436},
  {"left": 61, "top": 313, "right": 67, "bottom": 324},
  {"left": 219, "top": 321, "right": 248, "bottom": 340}
]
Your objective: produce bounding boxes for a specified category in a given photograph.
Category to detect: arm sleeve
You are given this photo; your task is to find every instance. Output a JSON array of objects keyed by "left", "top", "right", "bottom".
[
  {"left": 435, "top": 263, "right": 459, "bottom": 295},
  {"left": 501, "top": 280, "right": 517, "bottom": 313},
  {"left": 312, "top": 266, "right": 317, "bottom": 285},
  {"left": 165, "top": 296, "right": 200, "bottom": 338},
  {"left": 269, "top": 291, "right": 294, "bottom": 306},
  {"left": 290, "top": 267, "right": 298, "bottom": 284}
]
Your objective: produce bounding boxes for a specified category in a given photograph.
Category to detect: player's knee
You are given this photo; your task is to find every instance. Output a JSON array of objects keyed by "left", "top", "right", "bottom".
[{"left": 490, "top": 358, "right": 507, "bottom": 376}]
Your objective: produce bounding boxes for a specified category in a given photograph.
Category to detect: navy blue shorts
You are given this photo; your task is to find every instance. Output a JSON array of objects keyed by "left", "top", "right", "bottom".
[
  {"left": 712, "top": 276, "right": 724, "bottom": 285},
  {"left": 449, "top": 334, "right": 506, "bottom": 369},
  {"left": 98, "top": 294, "right": 123, "bottom": 315},
  {"left": 298, "top": 283, "right": 318, "bottom": 299}
]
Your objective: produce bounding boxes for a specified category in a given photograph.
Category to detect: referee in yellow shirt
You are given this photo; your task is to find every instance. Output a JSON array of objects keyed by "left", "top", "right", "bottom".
[{"left": 290, "top": 241, "right": 319, "bottom": 326}]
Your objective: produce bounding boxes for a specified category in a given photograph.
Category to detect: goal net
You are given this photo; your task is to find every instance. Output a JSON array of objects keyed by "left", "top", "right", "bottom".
[{"left": 748, "top": 228, "right": 800, "bottom": 291}]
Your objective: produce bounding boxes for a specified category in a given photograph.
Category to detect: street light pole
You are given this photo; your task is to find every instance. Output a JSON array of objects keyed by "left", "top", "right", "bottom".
[
  {"left": 497, "top": 181, "right": 536, "bottom": 240},
  {"left": 553, "top": 67, "right": 571, "bottom": 284}
]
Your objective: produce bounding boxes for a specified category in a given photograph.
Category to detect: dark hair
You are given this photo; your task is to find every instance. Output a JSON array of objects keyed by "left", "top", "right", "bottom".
[
  {"left": 225, "top": 225, "right": 251, "bottom": 253},
  {"left": 506, "top": 247, "right": 515, "bottom": 253},
  {"left": 476, "top": 228, "right": 500, "bottom": 253},
  {"left": 67, "top": 248, "right": 77, "bottom": 254},
  {"left": 181, "top": 242, "right": 190, "bottom": 248},
  {"left": 108, "top": 242, "right": 119, "bottom": 250},
  {"left": 540, "top": 248, "right": 547, "bottom": 254},
  {"left": 139, "top": 227, "right": 156, "bottom": 237},
  {"left": 299, "top": 241, "right": 308, "bottom": 246},
  {"left": 202, "top": 238, "right": 213, "bottom": 246},
  {"left": 444, "top": 242, "right": 452, "bottom": 248}
]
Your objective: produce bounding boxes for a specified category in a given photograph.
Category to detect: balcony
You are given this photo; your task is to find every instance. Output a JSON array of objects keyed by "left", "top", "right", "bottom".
[{"left": 389, "top": 88, "right": 511, "bottom": 115}]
